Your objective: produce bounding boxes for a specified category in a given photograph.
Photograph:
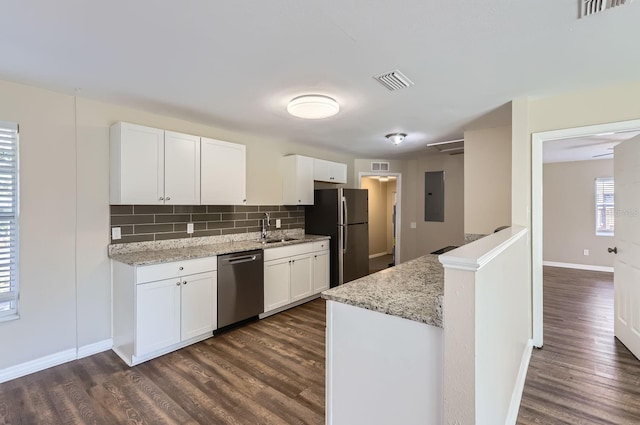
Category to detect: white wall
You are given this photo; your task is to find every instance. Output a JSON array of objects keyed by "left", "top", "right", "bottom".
[
  {"left": 544, "top": 159, "right": 614, "bottom": 268},
  {"left": 442, "top": 227, "right": 531, "bottom": 424},
  {"left": 0, "top": 78, "right": 358, "bottom": 375},
  {"left": 464, "top": 125, "right": 512, "bottom": 235}
]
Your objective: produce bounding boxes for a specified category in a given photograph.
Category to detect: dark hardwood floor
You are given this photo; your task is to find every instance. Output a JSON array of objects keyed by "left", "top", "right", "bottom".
[
  {"left": 517, "top": 266, "right": 640, "bottom": 425},
  {"left": 0, "top": 299, "right": 326, "bottom": 425},
  {"left": 4, "top": 267, "right": 640, "bottom": 424}
]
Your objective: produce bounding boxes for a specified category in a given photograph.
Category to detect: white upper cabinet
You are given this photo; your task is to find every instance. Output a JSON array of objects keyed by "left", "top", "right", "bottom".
[
  {"left": 110, "top": 122, "right": 201, "bottom": 205},
  {"left": 164, "top": 131, "right": 201, "bottom": 205},
  {"left": 201, "top": 137, "right": 246, "bottom": 205},
  {"left": 110, "top": 122, "right": 165, "bottom": 204},
  {"left": 282, "top": 155, "right": 314, "bottom": 205},
  {"left": 314, "top": 158, "right": 347, "bottom": 184}
]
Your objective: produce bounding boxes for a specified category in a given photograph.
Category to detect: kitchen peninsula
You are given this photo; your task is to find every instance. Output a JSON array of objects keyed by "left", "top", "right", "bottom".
[{"left": 322, "top": 254, "right": 445, "bottom": 425}]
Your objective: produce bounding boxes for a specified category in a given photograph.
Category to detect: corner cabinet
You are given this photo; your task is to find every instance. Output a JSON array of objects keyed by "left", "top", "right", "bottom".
[
  {"left": 282, "top": 155, "right": 314, "bottom": 205},
  {"left": 314, "top": 158, "right": 347, "bottom": 184},
  {"left": 110, "top": 122, "right": 201, "bottom": 205},
  {"left": 201, "top": 137, "right": 247, "bottom": 205},
  {"left": 112, "top": 256, "right": 217, "bottom": 366},
  {"left": 263, "top": 240, "right": 330, "bottom": 314}
]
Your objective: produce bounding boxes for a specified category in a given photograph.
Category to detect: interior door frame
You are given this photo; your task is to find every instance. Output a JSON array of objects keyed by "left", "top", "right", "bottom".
[
  {"left": 531, "top": 118, "right": 640, "bottom": 348},
  {"left": 358, "top": 172, "right": 402, "bottom": 264}
]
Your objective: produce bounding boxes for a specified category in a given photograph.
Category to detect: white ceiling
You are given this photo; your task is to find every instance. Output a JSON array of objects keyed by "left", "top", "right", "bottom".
[
  {"left": 543, "top": 130, "right": 640, "bottom": 163},
  {"left": 2, "top": 1, "right": 640, "bottom": 159}
]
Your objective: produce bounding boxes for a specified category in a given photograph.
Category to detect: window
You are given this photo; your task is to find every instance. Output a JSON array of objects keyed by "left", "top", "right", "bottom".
[
  {"left": 0, "top": 121, "right": 18, "bottom": 321},
  {"left": 595, "top": 177, "right": 614, "bottom": 236}
]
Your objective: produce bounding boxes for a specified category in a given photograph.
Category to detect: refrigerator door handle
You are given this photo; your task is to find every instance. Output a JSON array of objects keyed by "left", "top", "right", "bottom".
[
  {"left": 342, "top": 195, "right": 348, "bottom": 225},
  {"left": 343, "top": 224, "right": 348, "bottom": 254},
  {"left": 338, "top": 225, "right": 344, "bottom": 285}
]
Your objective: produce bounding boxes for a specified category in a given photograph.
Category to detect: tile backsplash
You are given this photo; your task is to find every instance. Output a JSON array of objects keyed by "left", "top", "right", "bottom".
[{"left": 110, "top": 204, "right": 305, "bottom": 244}]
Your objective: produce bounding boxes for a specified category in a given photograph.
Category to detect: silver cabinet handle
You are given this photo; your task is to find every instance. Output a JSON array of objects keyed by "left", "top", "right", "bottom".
[
  {"left": 176, "top": 281, "right": 181, "bottom": 286},
  {"left": 166, "top": 196, "right": 171, "bottom": 201},
  {"left": 179, "top": 266, "right": 184, "bottom": 271},
  {"left": 159, "top": 197, "right": 164, "bottom": 200},
  {"left": 183, "top": 281, "right": 187, "bottom": 285}
]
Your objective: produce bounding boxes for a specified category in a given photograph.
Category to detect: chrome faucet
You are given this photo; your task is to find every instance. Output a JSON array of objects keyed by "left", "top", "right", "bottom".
[{"left": 261, "top": 212, "right": 271, "bottom": 240}]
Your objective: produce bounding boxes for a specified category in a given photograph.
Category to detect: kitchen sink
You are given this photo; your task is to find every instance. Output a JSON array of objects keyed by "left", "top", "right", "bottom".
[{"left": 262, "top": 237, "right": 298, "bottom": 244}]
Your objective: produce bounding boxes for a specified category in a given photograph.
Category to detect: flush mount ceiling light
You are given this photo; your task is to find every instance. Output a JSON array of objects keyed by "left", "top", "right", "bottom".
[
  {"left": 287, "top": 95, "right": 339, "bottom": 119},
  {"left": 386, "top": 133, "right": 407, "bottom": 145}
]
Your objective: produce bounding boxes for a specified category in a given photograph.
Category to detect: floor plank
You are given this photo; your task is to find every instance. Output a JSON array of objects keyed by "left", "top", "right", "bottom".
[{"left": 517, "top": 266, "right": 640, "bottom": 425}]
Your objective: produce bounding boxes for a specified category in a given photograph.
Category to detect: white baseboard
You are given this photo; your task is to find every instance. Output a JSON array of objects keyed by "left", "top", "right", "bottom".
[
  {"left": 543, "top": 261, "right": 613, "bottom": 273},
  {"left": 369, "top": 252, "right": 390, "bottom": 259},
  {"left": 0, "top": 338, "right": 113, "bottom": 384},
  {"left": 0, "top": 348, "right": 76, "bottom": 384},
  {"left": 505, "top": 339, "right": 533, "bottom": 425},
  {"left": 77, "top": 338, "right": 113, "bottom": 359}
]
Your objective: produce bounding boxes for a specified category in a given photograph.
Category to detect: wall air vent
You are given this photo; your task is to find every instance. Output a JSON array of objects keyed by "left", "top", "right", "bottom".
[
  {"left": 580, "top": 0, "right": 631, "bottom": 18},
  {"left": 371, "top": 162, "right": 390, "bottom": 172},
  {"left": 373, "top": 69, "right": 414, "bottom": 91}
]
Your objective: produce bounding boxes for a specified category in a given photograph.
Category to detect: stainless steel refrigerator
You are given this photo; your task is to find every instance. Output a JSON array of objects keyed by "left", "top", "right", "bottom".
[{"left": 305, "top": 188, "right": 369, "bottom": 287}]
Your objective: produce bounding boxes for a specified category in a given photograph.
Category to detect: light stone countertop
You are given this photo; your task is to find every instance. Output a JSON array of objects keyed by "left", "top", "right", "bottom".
[
  {"left": 321, "top": 254, "right": 444, "bottom": 328},
  {"left": 109, "top": 234, "right": 330, "bottom": 266}
]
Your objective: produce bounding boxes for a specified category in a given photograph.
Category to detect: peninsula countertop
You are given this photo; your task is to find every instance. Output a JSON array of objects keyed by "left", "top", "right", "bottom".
[
  {"left": 321, "top": 254, "right": 444, "bottom": 328},
  {"left": 109, "top": 234, "right": 330, "bottom": 266}
]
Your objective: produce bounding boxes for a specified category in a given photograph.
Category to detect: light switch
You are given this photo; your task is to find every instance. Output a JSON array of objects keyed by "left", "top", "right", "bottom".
[
  {"left": 410, "top": 222, "right": 417, "bottom": 229},
  {"left": 187, "top": 223, "right": 194, "bottom": 234},
  {"left": 111, "top": 227, "right": 122, "bottom": 240},
  {"left": 276, "top": 219, "right": 282, "bottom": 229}
]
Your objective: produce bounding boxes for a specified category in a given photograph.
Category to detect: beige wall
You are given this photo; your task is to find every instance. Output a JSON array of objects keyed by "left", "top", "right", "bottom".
[
  {"left": 354, "top": 154, "right": 464, "bottom": 262},
  {"left": 0, "top": 78, "right": 358, "bottom": 372},
  {"left": 361, "top": 177, "right": 388, "bottom": 256},
  {"left": 464, "top": 126, "right": 512, "bottom": 235},
  {"left": 0, "top": 80, "right": 78, "bottom": 369},
  {"left": 544, "top": 159, "right": 614, "bottom": 267}
]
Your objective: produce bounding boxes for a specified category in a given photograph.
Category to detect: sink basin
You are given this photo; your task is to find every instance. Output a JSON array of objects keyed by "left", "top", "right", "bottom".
[{"left": 262, "top": 237, "right": 298, "bottom": 244}]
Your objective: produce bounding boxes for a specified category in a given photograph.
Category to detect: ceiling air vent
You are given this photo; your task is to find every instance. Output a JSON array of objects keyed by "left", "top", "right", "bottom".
[
  {"left": 371, "top": 162, "right": 390, "bottom": 172},
  {"left": 373, "top": 69, "right": 414, "bottom": 91},
  {"left": 580, "top": 0, "right": 631, "bottom": 18}
]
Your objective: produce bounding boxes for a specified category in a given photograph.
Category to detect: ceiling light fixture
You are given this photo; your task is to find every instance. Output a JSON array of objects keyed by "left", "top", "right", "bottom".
[
  {"left": 379, "top": 176, "right": 389, "bottom": 182},
  {"left": 386, "top": 133, "right": 407, "bottom": 145},
  {"left": 287, "top": 95, "right": 339, "bottom": 119}
]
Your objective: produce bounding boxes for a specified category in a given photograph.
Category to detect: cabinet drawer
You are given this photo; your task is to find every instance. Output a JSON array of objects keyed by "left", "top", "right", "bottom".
[
  {"left": 136, "top": 256, "right": 217, "bottom": 284},
  {"left": 313, "top": 240, "right": 329, "bottom": 252},
  {"left": 264, "top": 243, "right": 314, "bottom": 261}
]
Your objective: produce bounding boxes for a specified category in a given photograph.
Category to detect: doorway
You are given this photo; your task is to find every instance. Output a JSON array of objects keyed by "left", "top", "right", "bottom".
[
  {"left": 359, "top": 173, "right": 401, "bottom": 272},
  {"left": 531, "top": 118, "right": 640, "bottom": 347}
]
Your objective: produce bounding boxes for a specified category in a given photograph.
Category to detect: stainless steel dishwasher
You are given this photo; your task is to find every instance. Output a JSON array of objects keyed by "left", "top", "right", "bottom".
[{"left": 217, "top": 249, "right": 264, "bottom": 330}]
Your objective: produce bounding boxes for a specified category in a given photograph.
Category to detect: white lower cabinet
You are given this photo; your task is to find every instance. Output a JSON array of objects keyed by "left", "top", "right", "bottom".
[
  {"left": 263, "top": 240, "right": 330, "bottom": 314},
  {"left": 313, "top": 244, "right": 330, "bottom": 293},
  {"left": 112, "top": 256, "right": 217, "bottom": 366}
]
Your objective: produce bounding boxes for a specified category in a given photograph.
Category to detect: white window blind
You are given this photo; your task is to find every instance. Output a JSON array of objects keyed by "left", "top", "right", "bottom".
[
  {"left": 0, "top": 121, "right": 18, "bottom": 320},
  {"left": 595, "top": 177, "right": 614, "bottom": 236}
]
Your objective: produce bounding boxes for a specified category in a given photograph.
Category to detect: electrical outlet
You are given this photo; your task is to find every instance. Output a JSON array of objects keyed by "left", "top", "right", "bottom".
[
  {"left": 187, "top": 223, "right": 194, "bottom": 234},
  {"left": 276, "top": 219, "right": 281, "bottom": 229},
  {"left": 410, "top": 222, "right": 417, "bottom": 229},
  {"left": 111, "top": 227, "right": 121, "bottom": 240},
  {"left": 584, "top": 249, "right": 589, "bottom": 256}
]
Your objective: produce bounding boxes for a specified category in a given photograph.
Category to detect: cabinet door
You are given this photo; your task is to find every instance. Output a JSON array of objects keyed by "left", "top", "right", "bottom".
[
  {"left": 283, "top": 155, "right": 314, "bottom": 205},
  {"left": 329, "top": 162, "right": 347, "bottom": 184},
  {"left": 164, "top": 131, "right": 201, "bottom": 205},
  {"left": 201, "top": 138, "right": 246, "bottom": 205},
  {"left": 112, "top": 122, "right": 165, "bottom": 204},
  {"left": 313, "top": 158, "right": 331, "bottom": 182},
  {"left": 136, "top": 278, "right": 181, "bottom": 357},
  {"left": 290, "top": 253, "right": 313, "bottom": 302},
  {"left": 264, "top": 258, "right": 291, "bottom": 312},
  {"left": 313, "top": 250, "right": 330, "bottom": 293},
  {"left": 181, "top": 271, "right": 217, "bottom": 340}
]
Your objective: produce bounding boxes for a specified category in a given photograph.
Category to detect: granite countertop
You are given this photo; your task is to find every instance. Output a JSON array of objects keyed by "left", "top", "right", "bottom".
[
  {"left": 109, "top": 234, "right": 330, "bottom": 266},
  {"left": 322, "top": 254, "right": 444, "bottom": 328}
]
